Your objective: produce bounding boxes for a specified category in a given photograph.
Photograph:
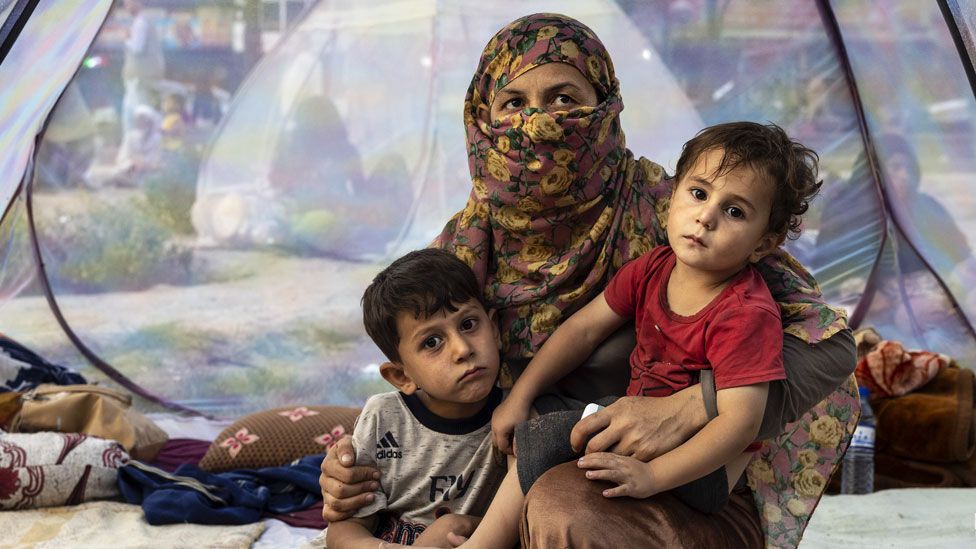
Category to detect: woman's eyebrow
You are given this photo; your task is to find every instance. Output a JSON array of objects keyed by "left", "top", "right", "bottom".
[{"left": 545, "top": 81, "right": 585, "bottom": 94}]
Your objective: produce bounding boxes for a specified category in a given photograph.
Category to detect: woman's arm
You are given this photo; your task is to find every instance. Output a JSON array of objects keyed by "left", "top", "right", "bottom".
[
  {"left": 572, "top": 328, "right": 855, "bottom": 460},
  {"left": 756, "top": 329, "right": 856, "bottom": 439},
  {"left": 577, "top": 384, "right": 768, "bottom": 498}
]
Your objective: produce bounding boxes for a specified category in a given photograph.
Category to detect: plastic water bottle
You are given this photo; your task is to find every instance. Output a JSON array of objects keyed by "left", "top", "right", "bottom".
[{"left": 841, "top": 386, "right": 875, "bottom": 494}]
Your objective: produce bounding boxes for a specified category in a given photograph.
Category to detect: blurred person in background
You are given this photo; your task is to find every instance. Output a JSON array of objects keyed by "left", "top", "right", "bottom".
[{"left": 121, "top": 0, "right": 164, "bottom": 135}]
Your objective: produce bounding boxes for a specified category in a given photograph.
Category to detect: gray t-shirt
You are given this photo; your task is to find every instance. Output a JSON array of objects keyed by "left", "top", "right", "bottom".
[{"left": 351, "top": 387, "right": 505, "bottom": 544}]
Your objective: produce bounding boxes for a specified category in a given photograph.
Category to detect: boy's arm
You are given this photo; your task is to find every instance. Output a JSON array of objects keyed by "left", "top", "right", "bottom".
[
  {"left": 325, "top": 515, "right": 380, "bottom": 549},
  {"left": 492, "top": 293, "right": 627, "bottom": 454},
  {"left": 579, "top": 384, "right": 768, "bottom": 498}
]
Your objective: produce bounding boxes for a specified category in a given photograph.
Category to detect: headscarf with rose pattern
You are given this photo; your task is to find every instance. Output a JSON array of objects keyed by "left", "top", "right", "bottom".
[{"left": 433, "top": 13, "right": 847, "bottom": 383}]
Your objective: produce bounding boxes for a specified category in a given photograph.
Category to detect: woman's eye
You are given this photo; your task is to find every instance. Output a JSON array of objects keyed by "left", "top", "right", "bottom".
[
  {"left": 726, "top": 206, "right": 745, "bottom": 219},
  {"left": 553, "top": 94, "right": 576, "bottom": 107},
  {"left": 423, "top": 336, "right": 442, "bottom": 350},
  {"left": 691, "top": 188, "right": 707, "bottom": 200},
  {"left": 503, "top": 98, "right": 523, "bottom": 110},
  {"left": 460, "top": 318, "right": 478, "bottom": 331}
]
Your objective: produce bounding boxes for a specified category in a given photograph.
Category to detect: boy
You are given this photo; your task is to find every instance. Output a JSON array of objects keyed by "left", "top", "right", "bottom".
[
  {"left": 324, "top": 248, "right": 507, "bottom": 548},
  {"left": 437, "top": 121, "right": 822, "bottom": 549}
]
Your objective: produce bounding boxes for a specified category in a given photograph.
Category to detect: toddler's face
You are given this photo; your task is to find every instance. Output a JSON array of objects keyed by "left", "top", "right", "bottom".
[{"left": 667, "top": 147, "right": 780, "bottom": 277}]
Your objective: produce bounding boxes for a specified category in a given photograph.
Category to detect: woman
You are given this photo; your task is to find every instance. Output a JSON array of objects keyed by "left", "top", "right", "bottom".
[{"left": 322, "top": 13, "right": 856, "bottom": 547}]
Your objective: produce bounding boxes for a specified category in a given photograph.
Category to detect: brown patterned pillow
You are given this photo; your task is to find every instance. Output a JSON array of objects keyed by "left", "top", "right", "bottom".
[{"left": 199, "top": 405, "right": 360, "bottom": 472}]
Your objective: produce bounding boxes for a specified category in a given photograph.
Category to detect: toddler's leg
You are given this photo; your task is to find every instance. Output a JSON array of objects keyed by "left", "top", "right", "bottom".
[
  {"left": 670, "top": 465, "right": 730, "bottom": 514},
  {"left": 514, "top": 410, "right": 584, "bottom": 494}
]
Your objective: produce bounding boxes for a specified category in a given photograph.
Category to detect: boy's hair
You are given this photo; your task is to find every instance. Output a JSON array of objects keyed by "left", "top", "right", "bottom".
[
  {"left": 362, "top": 248, "right": 486, "bottom": 363},
  {"left": 674, "top": 121, "right": 821, "bottom": 240}
]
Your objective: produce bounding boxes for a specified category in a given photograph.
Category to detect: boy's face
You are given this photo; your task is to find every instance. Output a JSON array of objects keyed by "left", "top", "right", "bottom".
[
  {"left": 667, "top": 147, "right": 780, "bottom": 277},
  {"left": 381, "top": 299, "right": 500, "bottom": 419}
]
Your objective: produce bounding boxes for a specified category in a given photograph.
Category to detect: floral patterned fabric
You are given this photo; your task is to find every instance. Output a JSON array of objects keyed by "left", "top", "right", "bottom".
[
  {"left": 432, "top": 13, "right": 848, "bottom": 379},
  {"left": 0, "top": 431, "right": 127, "bottom": 510},
  {"left": 747, "top": 374, "right": 859, "bottom": 547},
  {"left": 432, "top": 12, "right": 854, "bottom": 546}
]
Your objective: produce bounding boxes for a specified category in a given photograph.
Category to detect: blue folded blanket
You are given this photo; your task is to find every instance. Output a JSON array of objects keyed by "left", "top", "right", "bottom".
[{"left": 117, "top": 454, "right": 324, "bottom": 525}]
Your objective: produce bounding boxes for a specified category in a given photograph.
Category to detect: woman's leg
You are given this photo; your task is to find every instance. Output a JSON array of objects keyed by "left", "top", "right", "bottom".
[{"left": 520, "top": 462, "right": 762, "bottom": 549}]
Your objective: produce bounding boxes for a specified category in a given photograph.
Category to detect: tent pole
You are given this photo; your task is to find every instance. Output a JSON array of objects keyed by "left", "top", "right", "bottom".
[
  {"left": 814, "top": 0, "right": 888, "bottom": 330},
  {"left": 23, "top": 134, "right": 207, "bottom": 417},
  {"left": 0, "top": 0, "right": 39, "bottom": 65},
  {"left": 817, "top": 0, "right": 976, "bottom": 341}
]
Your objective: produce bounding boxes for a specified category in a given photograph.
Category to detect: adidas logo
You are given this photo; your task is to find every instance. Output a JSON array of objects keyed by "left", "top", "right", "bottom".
[{"left": 375, "top": 431, "right": 402, "bottom": 459}]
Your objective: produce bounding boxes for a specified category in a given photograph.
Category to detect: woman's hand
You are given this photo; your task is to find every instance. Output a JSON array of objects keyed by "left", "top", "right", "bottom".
[
  {"left": 491, "top": 395, "right": 533, "bottom": 455},
  {"left": 577, "top": 452, "right": 658, "bottom": 499},
  {"left": 319, "top": 435, "right": 381, "bottom": 522},
  {"left": 570, "top": 389, "right": 707, "bottom": 461}
]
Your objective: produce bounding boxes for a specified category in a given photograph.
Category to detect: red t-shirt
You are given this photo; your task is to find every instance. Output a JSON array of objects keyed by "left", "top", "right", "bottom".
[{"left": 604, "top": 246, "right": 785, "bottom": 397}]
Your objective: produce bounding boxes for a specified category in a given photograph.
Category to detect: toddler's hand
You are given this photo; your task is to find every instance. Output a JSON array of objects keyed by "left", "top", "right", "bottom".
[
  {"left": 577, "top": 452, "right": 657, "bottom": 499},
  {"left": 491, "top": 396, "right": 532, "bottom": 455}
]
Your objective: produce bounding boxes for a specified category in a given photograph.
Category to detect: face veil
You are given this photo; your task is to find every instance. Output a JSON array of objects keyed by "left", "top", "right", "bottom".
[{"left": 433, "top": 13, "right": 671, "bottom": 373}]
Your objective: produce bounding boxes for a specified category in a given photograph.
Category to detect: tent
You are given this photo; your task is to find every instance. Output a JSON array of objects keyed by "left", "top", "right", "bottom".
[
  {"left": 2, "top": 0, "right": 974, "bottom": 420},
  {"left": 4, "top": 0, "right": 976, "bottom": 545}
]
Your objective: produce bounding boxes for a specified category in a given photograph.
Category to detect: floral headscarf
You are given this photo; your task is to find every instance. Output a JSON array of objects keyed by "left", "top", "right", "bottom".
[
  {"left": 434, "top": 13, "right": 668, "bottom": 375},
  {"left": 434, "top": 13, "right": 846, "bottom": 374}
]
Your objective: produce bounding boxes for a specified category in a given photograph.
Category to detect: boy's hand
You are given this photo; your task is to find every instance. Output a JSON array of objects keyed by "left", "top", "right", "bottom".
[
  {"left": 320, "top": 435, "right": 381, "bottom": 522},
  {"left": 491, "top": 395, "right": 532, "bottom": 455},
  {"left": 577, "top": 452, "right": 657, "bottom": 499}
]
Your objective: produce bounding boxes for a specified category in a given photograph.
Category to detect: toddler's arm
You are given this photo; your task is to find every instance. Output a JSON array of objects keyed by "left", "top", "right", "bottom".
[
  {"left": 578, "top": 383, "right": 768, "bottom": 498},
  {"left": 492, "top": 292, "right": 627, "bottom": 453}
]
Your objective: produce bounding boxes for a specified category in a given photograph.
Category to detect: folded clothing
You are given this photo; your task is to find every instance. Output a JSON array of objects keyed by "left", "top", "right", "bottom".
[
  {"left": 873, "top": 366, "right": 975, "bottom": 463},
  {"left": 855, "top": 340, "right": 949, "bottom": 398},
  {"left": 117, "top": 454, "right": 324, "bottom": 525}
]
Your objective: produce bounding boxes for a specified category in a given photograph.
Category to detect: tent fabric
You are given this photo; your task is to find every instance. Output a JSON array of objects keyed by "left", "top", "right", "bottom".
[
  {"left": 0, "top": 0, "right": 974, "bottom": 417},
  {"left": 0, "top": 0, "right": 111, "bottom": 210}
]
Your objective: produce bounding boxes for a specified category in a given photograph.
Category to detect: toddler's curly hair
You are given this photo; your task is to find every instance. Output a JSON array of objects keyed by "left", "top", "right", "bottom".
[{"left": 674, "top": 121, "right": 821, "bottom": 240}]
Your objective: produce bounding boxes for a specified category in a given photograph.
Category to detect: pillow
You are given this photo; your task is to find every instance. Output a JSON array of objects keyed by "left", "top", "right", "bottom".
[
  {"left": 0, "top": 431, "right": 128, "bottom": 510},
  {"left": 199, "top": 405, "right": 360, "bottom": 472}
]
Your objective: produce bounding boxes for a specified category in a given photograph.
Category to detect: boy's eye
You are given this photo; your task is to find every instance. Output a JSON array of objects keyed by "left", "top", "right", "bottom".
[
  {"left": 422, "top": 336, "right": 443, "bottom": 350},
  {"left": 460, "top": 318, "right": 478, "bottom": 331},
  {"left": 726, "top": 206, "right": 745, "bottom": 219},
  {"left": 690, "top": 188, "right": 707, "bottom": 200}
]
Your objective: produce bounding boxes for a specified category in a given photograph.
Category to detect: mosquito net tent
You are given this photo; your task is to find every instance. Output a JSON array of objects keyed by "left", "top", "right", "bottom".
[{"left": 1, "top": 0, "right": 974, "bottom": 417}]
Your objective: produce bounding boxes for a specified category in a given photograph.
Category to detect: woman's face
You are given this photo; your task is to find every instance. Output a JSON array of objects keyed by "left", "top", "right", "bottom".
[{"left": 486, "top": 62, "right": 598, "bottom": 123}]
